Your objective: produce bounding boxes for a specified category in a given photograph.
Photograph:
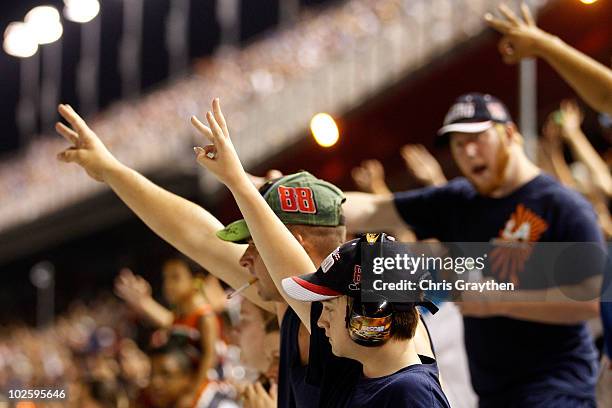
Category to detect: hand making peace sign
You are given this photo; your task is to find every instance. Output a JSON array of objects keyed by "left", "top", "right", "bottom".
[
  {"left": 191, "top": 98, "right": 250, "bottom": 189},
  {"left": 55, "top": 104, "right": 121, "bottom": 182}
]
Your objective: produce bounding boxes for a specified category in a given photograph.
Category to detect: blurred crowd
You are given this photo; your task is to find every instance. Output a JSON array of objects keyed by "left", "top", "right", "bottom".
[
  {"left": 0, "top": 258, "right": 283, "bottom": 408},
  {"left": 0, "top": 295, "right": 147, "bottom": 407}
]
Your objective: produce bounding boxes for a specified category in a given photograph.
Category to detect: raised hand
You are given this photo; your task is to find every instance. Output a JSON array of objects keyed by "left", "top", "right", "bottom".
[
  {"left": 114, "top": 268, "right": 152, "bottom": 305},
  {"left": 351, "top": 159, "right": 391, "bottom": 195},
  {"left": 485, "top": 2, "right": 548, "bottom": 65},
  {"left": 191, "top": 98, "right": 248, "bottom": 189},
  {"left": 558, "top": 99, "right": 584, "bottom": 139},
  {"left": 55, "top": 104, "right": 121, "bottom": 182},
  {"left": 401, "top": 144, "right": 447, "bottom": 187},
  {"left": 243, "top": 382, "right": 277, "bottom": 408},
  {"left": 541, "top": 113, "right": 563, "bottom": 153}
]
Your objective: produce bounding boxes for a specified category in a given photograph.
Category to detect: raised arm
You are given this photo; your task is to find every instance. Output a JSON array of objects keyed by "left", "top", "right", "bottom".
[
  {"left": 351, "top": 160, "right": 392, "bottom": 195},
  {"left": 401, "top": 144, "right": 447, "bottom": 187},
  {"left": 190, "top": 99, "right": 315, "bottom": 331},
  {"left": 54, "top": 104, "right": 273, "bottom": 312},
  {"left": 486, "top": 2, "right": 612, "bottom": 114},
  {"left": 114, "top": 268, "right": 174, "bottom": 328},
  {"left": 558, "top": 100, "right": 612, "bottom": 197},
  {"left": 538, "top": 113, "right": 577, "bottom": 189},
  {"left": 197, "top": 312, "right": 220, "bottom": 385}
]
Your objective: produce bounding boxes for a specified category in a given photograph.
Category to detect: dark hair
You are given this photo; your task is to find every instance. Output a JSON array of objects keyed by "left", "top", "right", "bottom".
[
  {"left": 390, "top": 308, "right": 419, "bottom": 340},
  {"left": 149, "top": 334, "right": 201, "bottom": 372}
]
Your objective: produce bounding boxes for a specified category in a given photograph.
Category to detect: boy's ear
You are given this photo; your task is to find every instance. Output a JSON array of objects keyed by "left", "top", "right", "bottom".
[{"left": 293, "top": 231, "right": 305, "bottom": 246}]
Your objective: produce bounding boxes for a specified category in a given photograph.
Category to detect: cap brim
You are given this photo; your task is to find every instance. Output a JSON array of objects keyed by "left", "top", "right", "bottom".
[
  {"left": 281, "top": 274, "right": 343, "bottom": 302},
  {"left": 435, "top": 121, "right": 494, "bottom": 147},
  {"left": 437, "top": 120, "right": 493, "bottom": 137},
  {"left": 216, "top": 219, "right": 251, "bottom": 243}
]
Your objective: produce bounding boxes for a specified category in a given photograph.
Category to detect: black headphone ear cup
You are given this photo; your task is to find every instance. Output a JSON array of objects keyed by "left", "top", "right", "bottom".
[{"left": 346, "top": 297, "right": 393, "bottom": 347}]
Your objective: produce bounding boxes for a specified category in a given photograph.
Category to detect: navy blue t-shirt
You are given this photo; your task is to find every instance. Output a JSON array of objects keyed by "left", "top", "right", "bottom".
[
  {"left": 306, "top": 302, "right": 450, "bottom": 408},
  {"left": 278, "top": 307, "right": 321, "bottom": 408},
  {"left": 348, "top": 363, "right": 451, "bottom": 408},
  {"left": 394, "top": 174, "right": 603, "bottom": 404},
  {"left": 602, "top": 255, "right": 612, "bottom": 358},
  {"left": 603, "top": 301, "right": 612, "bottom": 359}
]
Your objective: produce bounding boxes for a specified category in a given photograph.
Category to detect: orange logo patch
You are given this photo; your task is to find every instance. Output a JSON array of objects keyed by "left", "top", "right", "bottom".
[{"left": 490, "top": 204, "right": 548, "bottom": 285}]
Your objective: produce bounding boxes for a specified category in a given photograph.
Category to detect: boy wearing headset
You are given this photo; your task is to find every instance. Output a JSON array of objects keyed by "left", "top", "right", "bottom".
[{"left": 282, "top": 233, "right": 450, "bottom": 407}]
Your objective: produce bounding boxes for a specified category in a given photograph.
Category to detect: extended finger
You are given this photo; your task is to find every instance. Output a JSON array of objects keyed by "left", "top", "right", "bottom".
[
  {"left": 212, "top": 98, "right": 229, "bottom": 138},
  {"left": 58, "top": 104, "right": 87, "bottom": 133},
  {"left": 400, "top": 145, "right": 415, "bottom": 158},
  {"left": 406, "top": 149, "right": 425, "bottom": 166},
  {"left": 417, "top": 144, "right": 431, "bottom": 157},
  {"left": 364, "top": 160, "right": 381, "bottom": 171},
  {"left": 119, "top": 267, "right": 133, "bottom": 277},
  {"left": 520, "top": 2, "right": 535, "bottom": 26},
  {"left": 244, "top": 385, "right": 255, "bottom": 400},
  {"left": 485, "top": 14, "right": 513, "bottom": 34},
  {"left": 206, "top": 111, "right": 225, "bottom": 142},
  {"left": 118, "top": 269, "right": 134, "bottom": 282},
  {"left": 402, "top": 152, "right": 419, "bottom": 166},
  {"left": 269, "top": 382, "right": 278, "bottom": 399},
  {"left": 351, "top": 168, "right": 367, "bottom": 184},
  {"left": 55, "top": 122, "right": 79, "bottom": 145},
  {"left": 561, "top": 99, "right": 579, "bottom": 113},
  {"left": 412, "top": 146, "right": 428, "bottom": 160},
  {"left": 254, "top": 382, "right": 266, "bottom": 395},
  {"left": 191, "top": 116, "right": 215, "bottom": 143},
  {"left": 498, "top": 4, "right": 521, "bottom": 26}
]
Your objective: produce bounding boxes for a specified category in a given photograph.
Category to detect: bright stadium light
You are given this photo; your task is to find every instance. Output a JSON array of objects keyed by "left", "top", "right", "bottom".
[
  {"left": 63, "top": 0, "right": 101, "bottom": 24},
  {"left": 25, "top": 6, "right": 63, "bottom": 44},
  {"left": 3, "top": 22, "right": 38, "bottom": 58},
  {"left": 310, "top": 113, "right": 340, "bottom": 147}
]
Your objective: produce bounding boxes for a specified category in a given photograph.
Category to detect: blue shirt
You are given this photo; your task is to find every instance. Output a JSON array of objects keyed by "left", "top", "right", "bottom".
[
  {"left": 602, "top": 255, "right": 612, "bottom": 358},
  {"left": 394, "top": 174, "right": 603, "bottom": 404},
  {"left": 603, "top": 301, "right": 612, "bottom": 358},
  {"left": 278, "top": 307, "right": 321, "bottom": 408},
  {"left": 349, "top": 363, "right": 451, "bottom": 408}
]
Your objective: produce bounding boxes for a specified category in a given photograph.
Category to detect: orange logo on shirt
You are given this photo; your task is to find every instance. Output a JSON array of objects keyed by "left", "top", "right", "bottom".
[{"left": 490, "top": 204, "right": 548, "bottom": 285}]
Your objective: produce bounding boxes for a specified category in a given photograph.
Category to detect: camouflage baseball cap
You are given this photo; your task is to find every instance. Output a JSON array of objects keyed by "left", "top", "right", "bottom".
[{"left": 216, "top": 171, "right": 345, "bottom": 243}]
